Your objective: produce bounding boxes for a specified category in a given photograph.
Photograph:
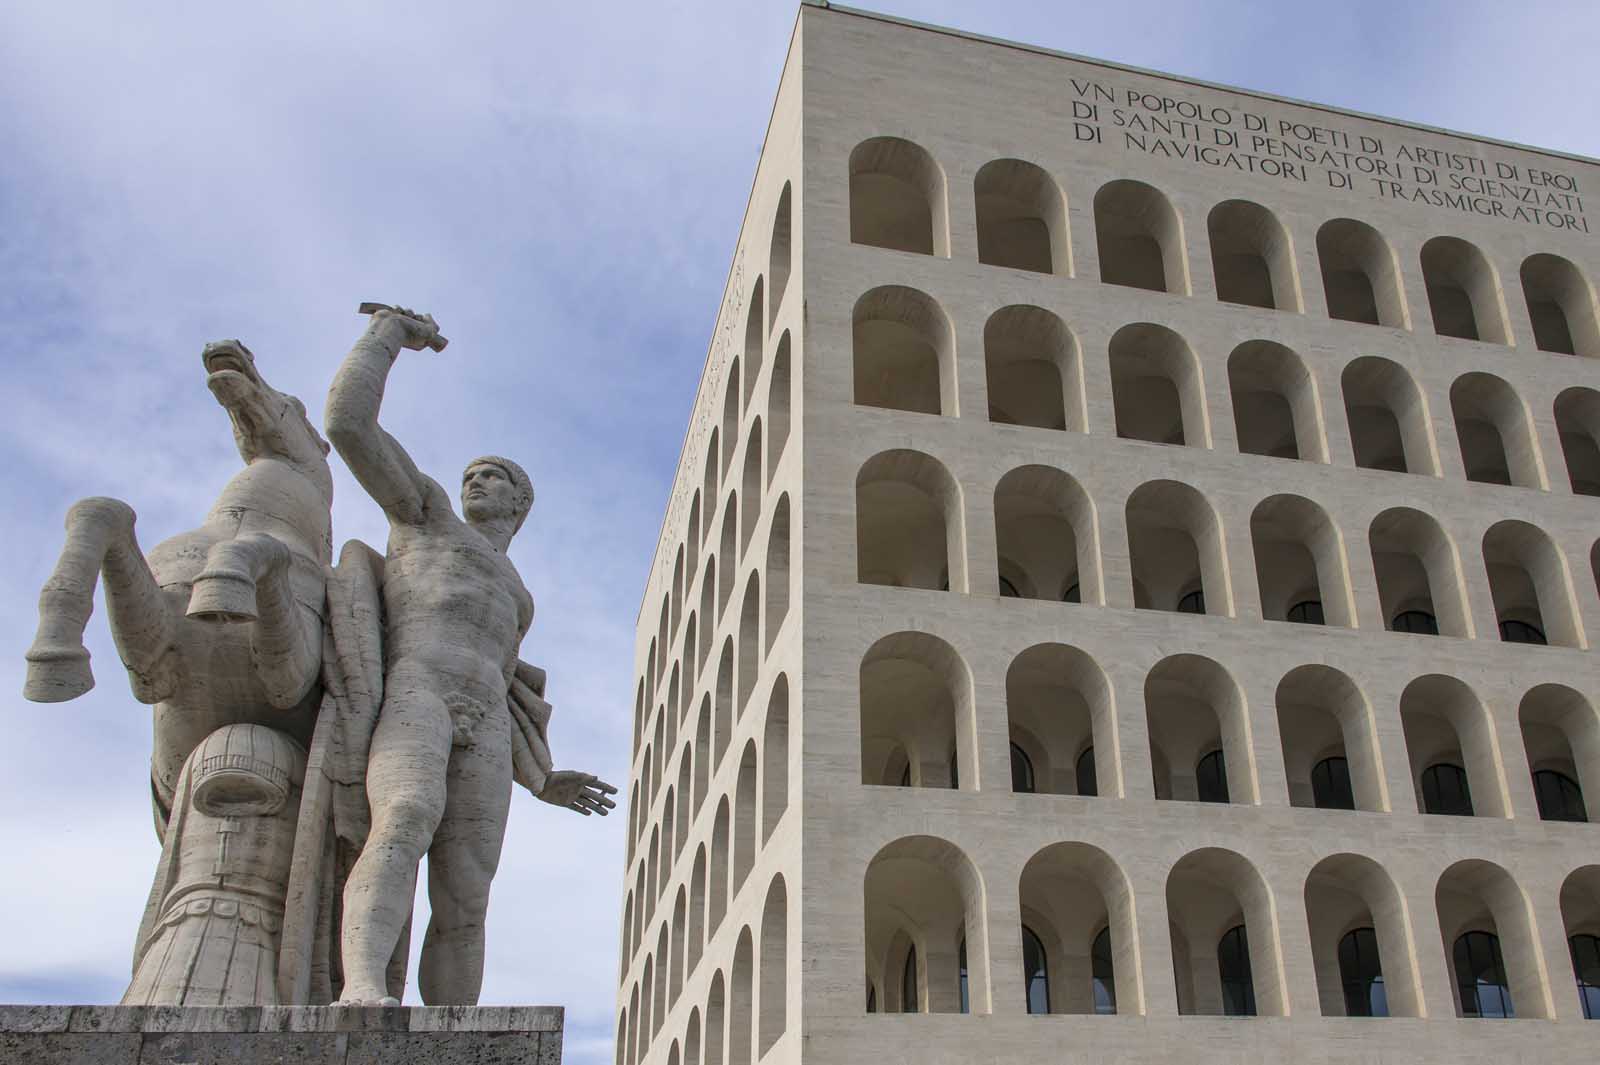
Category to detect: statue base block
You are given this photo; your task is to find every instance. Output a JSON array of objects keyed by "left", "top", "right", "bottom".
[{"left": 0, "top": 1003, "right": 563, "bottom": 1064}]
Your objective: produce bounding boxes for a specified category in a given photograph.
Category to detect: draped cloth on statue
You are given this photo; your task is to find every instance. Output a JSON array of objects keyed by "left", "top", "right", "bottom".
[{"left": 276, "top": 540, "right": 556, "bottom": 1005}]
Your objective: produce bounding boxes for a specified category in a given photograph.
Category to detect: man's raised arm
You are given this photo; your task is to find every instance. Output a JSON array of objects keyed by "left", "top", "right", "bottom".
[{"left": 324, "top": 308, "right": 443, "bottom": 526}]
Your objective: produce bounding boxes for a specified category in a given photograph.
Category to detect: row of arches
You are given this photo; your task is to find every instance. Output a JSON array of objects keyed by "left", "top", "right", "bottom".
[
  {"left": 862, "top": 636, "right": 1598, "bottom": 828},
  {"left": 623, "top": 677, "right": 791, "bottom": 998},
  {"left": 848, "top": 135, "right": 1600, "bottom": 355},
  {"left": 619, "top": 873, "right": 789, "bottom": 1065},
  {"left": 859, "top": 455, "right": 1597, "bottom": 650},
  {"left": 853, "top": 291, "right": 1600, "bottom": 495},
  {"left": 864, "top": 838, "right": 1600, "bottom": 1021}
]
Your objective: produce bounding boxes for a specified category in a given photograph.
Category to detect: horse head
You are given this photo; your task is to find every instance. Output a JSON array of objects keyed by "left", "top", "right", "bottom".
[{"left": 203, "top": 340, "right": 333, "bottom": 505}]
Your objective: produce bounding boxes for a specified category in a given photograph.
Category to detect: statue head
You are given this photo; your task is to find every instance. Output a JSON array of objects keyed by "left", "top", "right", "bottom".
[
  {"left": 462, "top": 455, "right": 534, "bottom": 535},
  {"left": 202, "top": 339, "right": 333, "bottom": 502}
]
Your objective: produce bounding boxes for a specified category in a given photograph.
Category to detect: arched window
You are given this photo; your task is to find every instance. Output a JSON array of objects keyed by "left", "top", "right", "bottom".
[
  {"left": 902, "top": 945, "right": 920, "bottom": 1013},
  {"left": 1311, "top": 756, "right": 1356, "bottom": 811},
  {"left": 1533, "top": 769, "right": 1588, "bottom": 823},
  {"left": 948, "top": 749, "right": 960, "bottom": 791},
  {"left": 1218, "top": 924, "right": 1257, "bottom": 1016},
  {"left": 1091, "top": 926, "right": 1117, "bottom": 1014},
  {"left": 1338, "top": 926, "right": 1388, "bottom": 1017},
  {"left": 1022, "top": 924, "right": 1050, "bottom": 1014},
  {"left": 1176, "top": 589, "right": 1206, "bottom": 614},
  {"left": 1499, "top": 619, "right": 1547, "bottom": 645},
  {"left": 1287, "top": 600, "right": 1325, "bottom": 625},
  {"left": 1422, "top": 763, "right": 1474, "bottom": 816},
  {"left": 1075, "top": 746, "right": 1098, "bottom": 797},
  {"left": 1453, "top": 930, "right": 1513, "bottom": 1017},
  {"left": 1010, "top": 743, "right": 1036, "bottom": 793},
  {"left": 1391, "top": 609, "right": 1438, "bottom": 635},
  {"left": 1571, "top": 933, "right": 1600, "bottom": 1020},
  {"left": 1196, "top": 749, "right": 1230, "bottom": 804},
  {"left": 957, "top": 937, "right": 970, "bottom": 1014}
]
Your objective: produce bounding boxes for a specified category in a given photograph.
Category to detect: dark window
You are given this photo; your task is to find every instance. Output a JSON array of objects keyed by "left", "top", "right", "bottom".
[
  {"left": 901, "top": 945, "right": 919, "bottom": 1013},
  {"left": 1076, "top": 746, "right": 1099, "bottom": 797},
  {"left": 1338, "top": 926, "right": 1389, "bottom": 1017},
  {"left": 1176, "top": 588, "right": 1206, "bottom": 614},
  {"left": 949, "top": 749, "right": 959, "bottom": 790},
  {"left": 1287, "top": 599, "right": 1325, "bottom": 625},
  {"left": 1011, "top": 742, "right": 1036, "bottom": 793},
  {"left": 958, "top": 937, "right": 970, "bottom": 1014},
  {"left": 1092, "top": 926, "right": 1117, "bottom": 1014},
  {"left": 1532, "top": 769, "right": 1588, "bottom": 823},
  {"left": 1218, "top": 924, "right": 1257, "bottom": 1016},
  {"left": 1453, "top": 930, "right": 1513, "bottom": 1018},
  {"left": 999, "top": 575, "right": 1021, "bottom": 598},
  {"left": 1311, "top": 756, "right": 1356, "bottom": 811},
  {"left": 1062, "top": 582, "right": 1081, "bottom": 603},
  {"left": 1196, "top": 748, "right": 1230, "bottom": 804},
  {"left": 1391, "top": 610, "right": 1439, "bottom": 635},
  {"left": 1421, "top": 763, "right": 1474, "bottom": 816},
  {"left": 1498, "top": 619, "right": 1547, "bottom": 645},
  {"left": 1022, "top": 925, "right": 1050, "bottom": 1015},
  {"left": 1571, "top": 932, "right": 1600, "bottom": 1020},
  {"left": 866, "top": 984, "right": 876, "bottom": 1013}
]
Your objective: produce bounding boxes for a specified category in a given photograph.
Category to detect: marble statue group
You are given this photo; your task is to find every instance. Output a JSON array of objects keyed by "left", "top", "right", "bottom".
[{"left": 22, "top": 306, "right": 615, "bottom": 1008}]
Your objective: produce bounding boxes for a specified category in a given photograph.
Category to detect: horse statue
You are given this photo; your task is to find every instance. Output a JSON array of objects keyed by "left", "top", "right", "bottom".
[{"left": 23, "top": 338, "right": 333, "bottom": 827}]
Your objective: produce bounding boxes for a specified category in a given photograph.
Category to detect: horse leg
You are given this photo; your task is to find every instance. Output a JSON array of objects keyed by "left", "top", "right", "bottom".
[
  {"left": 188, "top": 532, "right": 320, "bottom": 709},
  {"left": 25, "top": 497, "right": 177, "bottom": 704}
]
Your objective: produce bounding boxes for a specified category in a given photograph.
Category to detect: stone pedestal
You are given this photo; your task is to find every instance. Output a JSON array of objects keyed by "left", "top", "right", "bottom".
[{"left": 0, "top": 1003, "right": 562, "bottom": 1064}]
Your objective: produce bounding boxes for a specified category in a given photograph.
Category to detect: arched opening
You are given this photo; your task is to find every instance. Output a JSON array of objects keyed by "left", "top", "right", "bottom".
[
  {"left": 743, "top": 278, "right": 764, "bottom": 412},
  {"left": 1208, "top": 199, "right": 1299, "bottom": 311},
  {"left": 1276, "top": 665, "right": 1386, "bottom": 812},
  {"left": 721, "top": 361, "right": 740, "bottom": 477},
  {"left": 766, "top": 333, "right": 791, "bottom": 485},
  {"left": 758, "top": 876, "right": 788, "bottom": 1054},
  {"left": 1369, "top": 507, "right": 1470, "bottom": 637},
  {"left": 1109, "top": 323, "right": 1207, "bottom": 446},
  {"left": 1166, "top": 848, "right": 1285, "bottom": 1015},
  {"left": 1342, "top": 356, "right": 1437, "bottom": 474},
  {"left": 705, "top": 971, "right": 725, "bottom": 1065},
  {"left": 860, "top": 631, "right": 975, "bottom": 790},
  {"left": 671, "top": 888, "right": 687, "bottom": 1006},
  {"left": 736, "top": 576, "right": 761, "bottom": 716},
  {"left": 1559, "top": 867, "right": 1600, "bottom": 1019},
  {"left": 739, "top": 422, "right": 763, "bottom": 553},
  {"left": 769, "top": 183, "right": 792, "bottom": 329},
  {"left": 1483, "top": 520, "right": 1582, "bottom": 648},
  {"left": 1420, "top": 236, "right": 1510, "bottom": 344},
  {"left": 1554, "top": 387, "right": 1600, "bottom": 495},
  {"left": 729, "top": 929, "right": 753, "bottom": 1065},
  {"left": 856, "top": 449, "right": 964, "bottom": 591},
  {"left": 1006, "top": 643, "right": 1118, "bottom": 798},
  {"left": 1126, "top": 480, "right": 1231, "bottom": 616},
  {"left": 684, "top": 1009, "right": 701, "bottom": 1065},
  {"left": 1304, "top": 853, "right": 1421, "bottom": 1016},
  {"left": 984, "top": 305, "right": 1083, "bottom": 431},
  {"left": 762, "top": 676, "right": 789, "bottom": 841},
  {"left": 853, "top": 285, "right": 956, "bottom": 416},
  {"left": 849, "top": 136, "right": 947, "bottom": 256},
  {"left": 1146, "top": 654, "right": 1254, "bottom": 804},
  {"left": 1436, "top": 860, "right": 1550, "bottom": 1018},
  {"left": 709, "top": 798, "right": 730, "bottom": 934},
  {"left": 974, "top": 158, "right": 1069, "bottom": 274},
  {"left": 1250, "top": 494, "right": 1354, "bottom": 627},
  {"left": 697, "top": 565, "right": 714, "bottom": 676},
  {"left": 1316, "top": 218, "right": 1407, "bottom": 328},
  {"left": 693, "top": 700, "right": 710, "bottom": 813},
  {"left": 1449, "top": 372, "right": 1541, "bottom": 487},
  {"left": 718, "top": 495, "right": 737, "bottom": 613},
  {"left": 1519, "top": 684, "right": 1597, "bottom": 824},
  {"left": 993, "top": 465, "right": 1100, "bottom": 605},
  {"left": 1522, "top": 253, "right": 1599, "bottom": 356},
  {"left": 714, "top": 640, "right": 733, "bottom": 768},
  {"left": 733, "top": 741, "right": 757, "bottom": 896},
  {"left": 702, "top": 436, "right": 720, "bottom": 547},
  {"left": 1227, "top": 340, "right": 1327, "bottom": 462},
  {"left": 1019, "top": 842, "right": 1140, "bottom": 1014},
  {"left": 1400, "top": 675, "right": 1508, "bottom": 818},
  {"left": 864, "top": 836, "right": 989, "bottom": 1013},
  {"left": 765, "top": 495, "right": 790, "bottom": 652},
  {"left": 689, "top": 847, "right": 707, "bottom": 971},
  {"left": 1094, "top": 179, "right": 1187, "bottom": 293}
]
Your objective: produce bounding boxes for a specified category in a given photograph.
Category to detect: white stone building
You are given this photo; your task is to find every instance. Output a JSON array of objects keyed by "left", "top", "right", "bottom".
[{"left": 614, "top": 4, "right": 1600, "bottom": 1062}]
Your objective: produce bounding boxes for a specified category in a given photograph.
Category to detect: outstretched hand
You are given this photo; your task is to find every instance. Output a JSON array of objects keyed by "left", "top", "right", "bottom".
[{"left": 539, "top": 770, "right": 618, "bottom": 816}]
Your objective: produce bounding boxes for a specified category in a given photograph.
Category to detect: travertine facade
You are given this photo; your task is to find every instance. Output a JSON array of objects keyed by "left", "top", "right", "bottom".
[{"left": 616, "top": 4, "right": 1600, "bottom": 1062}]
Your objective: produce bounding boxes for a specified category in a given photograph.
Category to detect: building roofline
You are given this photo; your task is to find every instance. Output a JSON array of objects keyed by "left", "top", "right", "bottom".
[{"left": 804, "top": 0, "right": 1599, "bottom": 167}]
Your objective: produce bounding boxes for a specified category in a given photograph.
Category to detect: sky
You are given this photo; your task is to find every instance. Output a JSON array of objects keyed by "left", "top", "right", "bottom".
[{"left": 0, "top": 1, "right": 1596, "bottom": 1061}]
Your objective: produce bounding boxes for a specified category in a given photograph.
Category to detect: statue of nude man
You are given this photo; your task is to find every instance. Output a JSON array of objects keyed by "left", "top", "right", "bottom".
[{"left": 325, "top": 307, "right": 615, "bottom": 1005}]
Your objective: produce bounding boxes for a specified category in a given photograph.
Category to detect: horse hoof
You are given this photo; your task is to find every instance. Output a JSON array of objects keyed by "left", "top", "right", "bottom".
[
  {"left": 23, "top": 646, "right": 94, "bottom": 702},
  {"left": 186, "top": 571, "right": 258, "bottom": 623}
]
